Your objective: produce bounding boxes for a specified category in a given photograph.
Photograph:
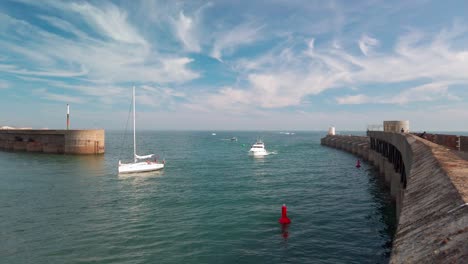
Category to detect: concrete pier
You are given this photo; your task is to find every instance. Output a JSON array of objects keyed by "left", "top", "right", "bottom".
[
  {"left": 0, "top": 129, "right": 105, "bottom": 154},
  {"left": 321, "top": 133, "right": 468, "bottom": 263}
]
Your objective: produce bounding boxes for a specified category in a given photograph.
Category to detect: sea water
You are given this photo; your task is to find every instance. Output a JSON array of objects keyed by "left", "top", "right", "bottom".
[{"left": 0, "top": 131, "right": 395, "bottom": 263}]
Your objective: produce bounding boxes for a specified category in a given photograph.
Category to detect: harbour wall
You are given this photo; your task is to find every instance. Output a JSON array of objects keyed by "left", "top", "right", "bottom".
[
  {"left": 321, "top": 133, "right": 468, "bottom": 263},
  {"left": 0, "top": 129, "right": 105, "bottom": 154},
  {"left": 412, "top": 132, "right": 468, "bottom": 151}
]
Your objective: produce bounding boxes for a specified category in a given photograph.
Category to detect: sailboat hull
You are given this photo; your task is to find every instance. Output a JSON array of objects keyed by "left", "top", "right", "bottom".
[{"left": 118, "top": 162, "right": 164, "bottom": 174}]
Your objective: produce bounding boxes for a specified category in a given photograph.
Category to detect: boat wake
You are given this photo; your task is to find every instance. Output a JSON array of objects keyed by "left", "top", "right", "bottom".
[{"left": 251, "top": 151, "right": 277, "bottom": 157}]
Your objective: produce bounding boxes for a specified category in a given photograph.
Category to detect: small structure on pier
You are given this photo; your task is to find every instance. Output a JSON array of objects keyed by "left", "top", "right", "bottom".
[{"left": 383, "top": 120, "right": 409, "bottom": 133}]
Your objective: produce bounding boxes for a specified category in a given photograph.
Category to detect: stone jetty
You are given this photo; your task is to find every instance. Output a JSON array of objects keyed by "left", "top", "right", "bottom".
[
  {"left": 321, "top": 132, "right": 468, "bottom": 263},
  {"left": 0, "top": 129, "right": 105, "bottom": 154}
]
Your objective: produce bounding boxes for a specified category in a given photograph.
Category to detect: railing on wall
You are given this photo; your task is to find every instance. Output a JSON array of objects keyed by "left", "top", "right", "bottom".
[
  {"left": 412, "top": 132, "right": 468, "bottom": 152},
  {"left": 367, "top": 124, "right": 383, "bottom": 131}
]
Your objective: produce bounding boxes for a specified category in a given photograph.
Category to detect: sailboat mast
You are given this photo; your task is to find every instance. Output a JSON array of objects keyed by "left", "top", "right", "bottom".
[{"left": 133, "top": 86, "right": 137, "bottom": 163}]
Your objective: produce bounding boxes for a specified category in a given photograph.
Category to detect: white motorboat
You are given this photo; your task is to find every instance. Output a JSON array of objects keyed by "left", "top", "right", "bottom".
[
  {"left": 248, "top": 140, "right": 268, "bottom": 156},
  {"left": 230, "top": 137, "right": 238, "bottom": 141},
  {"left": 118, "top": 86, "right": 165, "bottom": 174}
]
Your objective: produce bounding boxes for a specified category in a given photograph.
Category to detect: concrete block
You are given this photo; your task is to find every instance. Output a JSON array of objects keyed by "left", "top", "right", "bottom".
[
  {"left": 384, "top": 160, "right": 393, "bottom": 184},
  {"left": 26, "top": 142, "right": 43, "bottom": 152},
  {"left": 379, "top": 155, "right": 385, "bottom": 176},
  {"left": 43, "top": 143, "right": 64, "bottom": 154},
  {"left": 4, "top": 141, "right": 14, "bottom": 150},
  {"left": 13, "top": 141, "right": 27, "bottom": 151},
  {"left": 390, "top": 171, "right": 401, "bottom": 198},
  {"left": 368, "top": 150, "right": 375, "bottom": 163}
]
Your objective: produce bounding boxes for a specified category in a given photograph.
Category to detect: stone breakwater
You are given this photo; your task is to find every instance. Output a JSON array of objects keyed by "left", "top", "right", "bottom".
[
  {"left": 321, "top": 133, "right": 468, "bottom": 263},
  {"left": 0, "top": 129, "right": 105, "bottom": 154}
]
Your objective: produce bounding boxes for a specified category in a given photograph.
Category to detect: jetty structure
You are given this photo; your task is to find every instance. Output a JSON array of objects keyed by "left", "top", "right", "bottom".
[
  {"left": 0, "top": 129, "right": 104, "bottom": 154},
  {"left": 321, "top": 121, "right": 468, "bottom": 263},
  {"left": 0, "top": 105, "right": 105, "bottom": 154}
]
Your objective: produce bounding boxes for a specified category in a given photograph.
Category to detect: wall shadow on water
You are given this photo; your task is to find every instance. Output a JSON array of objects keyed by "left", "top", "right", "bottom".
[
  {"left": 75, "top": 155, "right": 105, "bottom": 173},
  {"left": 366, "top": 167, "right": 398, "bottom": 260}
]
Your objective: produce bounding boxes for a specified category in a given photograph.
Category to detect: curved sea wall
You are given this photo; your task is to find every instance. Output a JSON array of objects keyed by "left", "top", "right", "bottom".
[
  {"left": 321, "top": 133, "right": 468, "bottom": 263},
  {"left": 0, "top": 129, "right": 105, "bottom": 154}
]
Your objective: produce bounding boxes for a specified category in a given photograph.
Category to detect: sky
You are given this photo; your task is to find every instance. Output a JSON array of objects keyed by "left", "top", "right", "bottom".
[{"left": 0, "top": 0, "right": 467, "bottom": 131}]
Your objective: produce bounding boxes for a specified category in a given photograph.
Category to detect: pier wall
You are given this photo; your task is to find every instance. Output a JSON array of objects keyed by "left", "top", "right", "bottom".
[
  {"left": 413, "top": 132, "right": 468, "bottom": 152},
  {"left": 321, "top": 133, "right": 468, "bottom": 263},
  {"left": 0, "top": 129, "right": 105, "bottom": 154}
]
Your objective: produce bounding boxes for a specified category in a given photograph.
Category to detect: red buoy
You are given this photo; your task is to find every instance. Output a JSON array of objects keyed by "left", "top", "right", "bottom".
[
  {"left": 279, "top": 204, "right": 291, "bottom": 224},
  {"left": 356, "top": 160, "right": 361, "bottom": 168}
]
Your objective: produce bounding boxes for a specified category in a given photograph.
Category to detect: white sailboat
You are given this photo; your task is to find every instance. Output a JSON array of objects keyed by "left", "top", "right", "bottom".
[{"left": 118, "top": 86, "right": 165, "bottom": 174}]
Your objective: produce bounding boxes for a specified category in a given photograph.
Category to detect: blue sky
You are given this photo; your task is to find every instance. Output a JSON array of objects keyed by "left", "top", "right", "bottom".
[{"left": 0, "top": 0, "right": 467, "bottom": 131}]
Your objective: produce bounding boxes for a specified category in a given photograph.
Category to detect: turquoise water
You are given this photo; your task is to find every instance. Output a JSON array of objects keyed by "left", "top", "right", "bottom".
[{"left": 1, "top": 131, "right": 395, "bottom": 263}]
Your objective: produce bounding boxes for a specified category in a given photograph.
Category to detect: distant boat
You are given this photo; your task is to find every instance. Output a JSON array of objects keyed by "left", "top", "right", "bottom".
[
  {"left": 212, "top": 133, "right": 216, "bottom": 136},
  {"left": 230, "top": 137, "right": 238, "bottom": 141},
  {"left": 248, "top": 140, "right": 268, "bottom": 156},
  {"left": 118, "top": 86, "right": 165, "bottom": 174}
]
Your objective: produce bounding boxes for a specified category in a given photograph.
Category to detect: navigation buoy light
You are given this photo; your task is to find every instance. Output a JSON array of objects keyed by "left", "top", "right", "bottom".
[
  {"left": 356, "top": 160, "right": 361, "bottom": 168},
  {"left": 279, "top": 204, "right": 291, "bottom": 224}
]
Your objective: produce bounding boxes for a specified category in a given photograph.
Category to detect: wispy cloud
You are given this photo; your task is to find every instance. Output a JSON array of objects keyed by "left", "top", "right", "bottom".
[
  {"left": 0, "top": 63, "right": 88, "bottom": 77},
  {"left": 68, "top": 1, "right": 147, "bottom": 46},
  {"left": 384, "top": 82, "right": 460, "bottom": 104},
  {"left": 336, "top": 94, "right": 371, "bottom": 105},
  {"left": 173, "top": 11, "right": 201, "bottom": 52},
  {"left": 16, "top": 76, "right": 131, "bottom": 105},
  {"left": 358, "top": 34, "right": 379, "bottom": 56},
  {"left": 33, "top": 88, "right": 86, "bottom": 104},
  {"left": 37, "top": 15, "right": 89, "bottom": 39},
  {"left": 336, "top": 82, "right": 460, "bottom": 105},
  {"left": 137, "top": 85, "right": 186, "bottom": 110},
  {"left": 0, "top": 2, "right": 199, "bottom": 86},
  {"left": 0, "top": 80, "right": 10, "bottom": 89},
  {"left": 211, "top": 22, "right": 264, "bottom": 61},
  {"left": 195, "top": 21, "right": 467, "bottom": 111}
]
